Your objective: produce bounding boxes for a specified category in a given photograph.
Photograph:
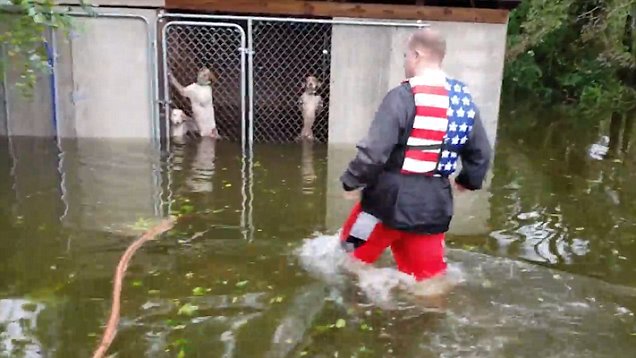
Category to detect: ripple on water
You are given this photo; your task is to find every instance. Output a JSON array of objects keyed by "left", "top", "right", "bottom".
[{"left": 296, "top": 234, "right": 636, "bottom": 357}]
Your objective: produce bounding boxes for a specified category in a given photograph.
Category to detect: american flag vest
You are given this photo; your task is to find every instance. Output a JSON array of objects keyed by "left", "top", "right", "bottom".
[{"left": 400, "top": 75, "right": 476, "bottom": 177}]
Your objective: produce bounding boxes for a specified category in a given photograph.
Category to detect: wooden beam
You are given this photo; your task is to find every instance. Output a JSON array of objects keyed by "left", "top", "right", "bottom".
[{"left": 165, "top": 0, "right": 510, "bottom": 24}]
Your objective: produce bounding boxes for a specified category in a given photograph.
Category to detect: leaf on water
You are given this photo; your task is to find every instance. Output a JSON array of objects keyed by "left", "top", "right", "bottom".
[
  {"left": 212, "top": 209, "right": 225, "bottom": 214},
  {"left": 224, "top": 183, "right": 232, "bottom": 188},
  {"left": 173, "top": 325, "right": 186, "bottom": 330},
  {"left": 131, "top": 217, "right": 152, "bottom": 231},
  {"left": 165, "top": 319, "right": 182, "bottom": 327},
  {"left": 314, "top": 324, "right": 332, "bottom": 333},
  {"left": 180, "top": 205, "right": 195, "bottom": 214},
  {"left": 236, "top": 280, "right": 249, "bottom": 288},
  {"left": 185, "top": 272, "right": 194, "bottom": 279},
  {"left": 132, "top": 280, "right": 143, "bottom": 288},
  {"left": 192, "top": 287, "right": 206, "bottom": 296},
  {"left": 335, "top": 319, "right": 346, "bottom": 329},
  {"left": 360, "top": 323, "right": 373, "bottom": 332},
  {"left": 300, "top": 352, "right": 308, "bottom": 356},
  {"left": 232, "top": 297, "right": 238, "bottom": 304},
  {"left": 148, "top": 289, "right": 160, "bottom": 295},
  {"left": 177, "top": 303, "right": 199, "bottom": 316}
]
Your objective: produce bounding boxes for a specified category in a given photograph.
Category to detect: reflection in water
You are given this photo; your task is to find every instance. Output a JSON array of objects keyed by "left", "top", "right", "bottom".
[
  {"left": 299, "top": 234, "right": 636, "bottom": 357},
  {"left": 0, "top": 299, "right": 45, "bottom": 357},
  {"left": 484, "top": 113, "right": 636, "bottom": 287},
  {"left": 58, "top": 138, "right": 163, "bottom": 235},
  {"left": 300, "top": 140, "right": 316, "bottom": 195},
  {"left": 265, "top": 283, "right": 330, "bottom": 358},
  {"left": 607, "top": 112, "right": 635, "bottom": 158},
  {"left": 1, "top": 112, "right": 636, "bottom": 356},
  {"left": 185, "top": 137, "right": 217, "bottom": 193}
]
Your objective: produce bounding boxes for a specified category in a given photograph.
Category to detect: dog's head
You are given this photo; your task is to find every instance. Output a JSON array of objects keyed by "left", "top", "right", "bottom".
[
  {"left": 171, "top": 108, "right": 186, "bottom": 125},
  {"left": 303, "top": 76, "right": 322, "bottom": 93},
  {"left": 197, "top": 67, "right": 216, "bottom": 85}
]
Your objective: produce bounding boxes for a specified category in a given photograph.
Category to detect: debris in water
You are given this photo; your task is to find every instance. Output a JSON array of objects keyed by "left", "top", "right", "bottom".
[
  {"left": 177, "top": 303, "right": 199, "bottom": 316},
  {"left": 192, "top": 287, "right": 206, "bottom": 296}
]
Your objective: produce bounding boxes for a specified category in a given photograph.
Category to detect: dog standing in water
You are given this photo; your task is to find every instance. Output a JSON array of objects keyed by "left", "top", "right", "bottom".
[
  {"left": 169, "top": 67, "right": 220, "bottom": 139},
  {"left": 298, "top": 76, "right": 324, "bottom": 141},
  {"left": 170, "top": 108, "right": 200, "bottom": 142}
]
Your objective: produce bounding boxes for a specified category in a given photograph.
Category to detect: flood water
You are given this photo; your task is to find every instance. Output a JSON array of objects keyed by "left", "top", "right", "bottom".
[{"left": 1, "top": 109, "right": 636, "bottom": 357}]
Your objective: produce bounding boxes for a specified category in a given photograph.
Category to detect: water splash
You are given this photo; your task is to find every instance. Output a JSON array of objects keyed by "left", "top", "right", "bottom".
[
  {"left": 296, "top": 233, "right": 636, "bottom": 356},
  {"left": 296, "top": 233, "right": 464, "bottom": 309}
]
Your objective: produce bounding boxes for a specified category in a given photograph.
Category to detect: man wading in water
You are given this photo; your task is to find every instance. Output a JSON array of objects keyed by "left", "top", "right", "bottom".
[{"left": 339, "top": 28, "right": 491, "bottom": 282}]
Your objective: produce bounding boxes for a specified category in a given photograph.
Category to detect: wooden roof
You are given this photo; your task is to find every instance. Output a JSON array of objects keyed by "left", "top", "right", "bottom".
[{"left": 165, "top": 0, "right": 516, "bottom": 24}]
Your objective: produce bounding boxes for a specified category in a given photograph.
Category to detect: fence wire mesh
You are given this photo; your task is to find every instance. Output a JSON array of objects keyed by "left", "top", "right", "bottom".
[
  {"left": 253, "top": 21, "right": 332, "bottom": 143},
  {"left": 164, "top": 24, "right": 245, "bottom": 141}
]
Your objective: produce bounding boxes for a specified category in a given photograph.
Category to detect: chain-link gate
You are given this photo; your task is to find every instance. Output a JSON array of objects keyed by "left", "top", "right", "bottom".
[
  {"left": 162, "top": 21, "right": 246, "bottom": 143},
  {"left": 252, "top": 21, "right": 332, "bottom": 143}
]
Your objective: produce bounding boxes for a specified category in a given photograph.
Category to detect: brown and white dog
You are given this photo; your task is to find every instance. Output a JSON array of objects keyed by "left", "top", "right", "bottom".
[
  {"left": 169, "top": 67, "right": 220, "bottom": 139},
  {"left": 298, "top": 76, "right": 324, "bottom": 141},
  {"left": 170, "top": 108, "right": 200, "bottom": 141}
]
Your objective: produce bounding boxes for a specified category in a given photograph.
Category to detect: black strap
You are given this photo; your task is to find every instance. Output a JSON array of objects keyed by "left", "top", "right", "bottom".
[{"left": 405, "top": 144, "right": 442, "bottom": 150}]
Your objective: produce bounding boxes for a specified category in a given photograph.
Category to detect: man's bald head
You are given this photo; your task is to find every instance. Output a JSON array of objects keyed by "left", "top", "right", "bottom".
[{"left": 407, "top": 28, "right": 446, "bottom": 63}]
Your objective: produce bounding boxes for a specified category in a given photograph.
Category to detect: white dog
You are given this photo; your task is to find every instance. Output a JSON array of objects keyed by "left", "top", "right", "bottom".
[
  {"left": 169, "top": 67, "right": 220, "bottom": 139},
  {"left": 298, "top": 75, "right": 324, "bottom": 141},
  {"left": 170, "top": 108, "right": 200, "bottom": 141}
]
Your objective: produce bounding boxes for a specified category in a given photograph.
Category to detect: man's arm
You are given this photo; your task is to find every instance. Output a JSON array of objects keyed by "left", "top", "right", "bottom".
[
  {"left": 455, "top": 109, "right": 492, "bottom": 190},
  {"left": 340, "top": 87, "right": 405, "bottom": 191}
]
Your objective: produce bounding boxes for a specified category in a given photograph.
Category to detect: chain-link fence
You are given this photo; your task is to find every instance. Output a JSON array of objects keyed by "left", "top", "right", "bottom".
[
  {"left": 163, "top": 22, "right": 246, "bottom": 142},
  {"left": 252, "top": 21, "right": 332, "bottom": 143},
  {"left": 160, "top": 15, "right": 425, "bottom": 145}
]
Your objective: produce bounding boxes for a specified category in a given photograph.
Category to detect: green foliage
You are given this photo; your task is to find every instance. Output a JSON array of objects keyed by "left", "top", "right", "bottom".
[
  {"left": 0, "top": 1, "right": 92, "bottom": 97},
  {"left": 504, "top": 0, "right": 636, "bottom": 115}
]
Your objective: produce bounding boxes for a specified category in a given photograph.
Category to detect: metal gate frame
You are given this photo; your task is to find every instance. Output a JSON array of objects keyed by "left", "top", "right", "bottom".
[{"left": 160, "top": 20, "right": 247, "bottom": 150}]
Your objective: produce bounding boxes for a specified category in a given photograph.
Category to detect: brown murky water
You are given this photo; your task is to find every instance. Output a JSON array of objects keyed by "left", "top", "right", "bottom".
[{"left": 1, "top": 109, "right": 636, "bottom": 357}]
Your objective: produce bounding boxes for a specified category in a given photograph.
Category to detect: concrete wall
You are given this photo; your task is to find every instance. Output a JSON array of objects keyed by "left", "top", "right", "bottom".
[
  {"left": 329, "top": 19, "right": 507, "bottom": 146},
  {"left": 55, "top": 7, "right": 158, "bottom": 139},
  {"left": 0, "top": 21, "right": 56, "bottom": 137},
  {"left": 0, "top": 7, "right": 158, "bottom": 139},
  {"left": 326, "top": 19, "right": 507, "bottom": 236}
]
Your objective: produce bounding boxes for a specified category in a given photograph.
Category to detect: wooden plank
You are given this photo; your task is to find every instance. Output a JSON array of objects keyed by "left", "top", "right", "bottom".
[{"left": 165, "top": 0, "right": 510, "bottom": 24}]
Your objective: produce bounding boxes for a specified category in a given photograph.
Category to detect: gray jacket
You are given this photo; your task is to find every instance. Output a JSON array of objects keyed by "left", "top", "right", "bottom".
[{"left": 340, "top": 82, "right": 492, "bottom": 234}]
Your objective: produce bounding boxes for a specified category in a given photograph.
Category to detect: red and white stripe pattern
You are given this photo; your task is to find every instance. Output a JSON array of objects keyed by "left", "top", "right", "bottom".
[{"left": 401, "top": 73, "right": 450, "bottom": 174}]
